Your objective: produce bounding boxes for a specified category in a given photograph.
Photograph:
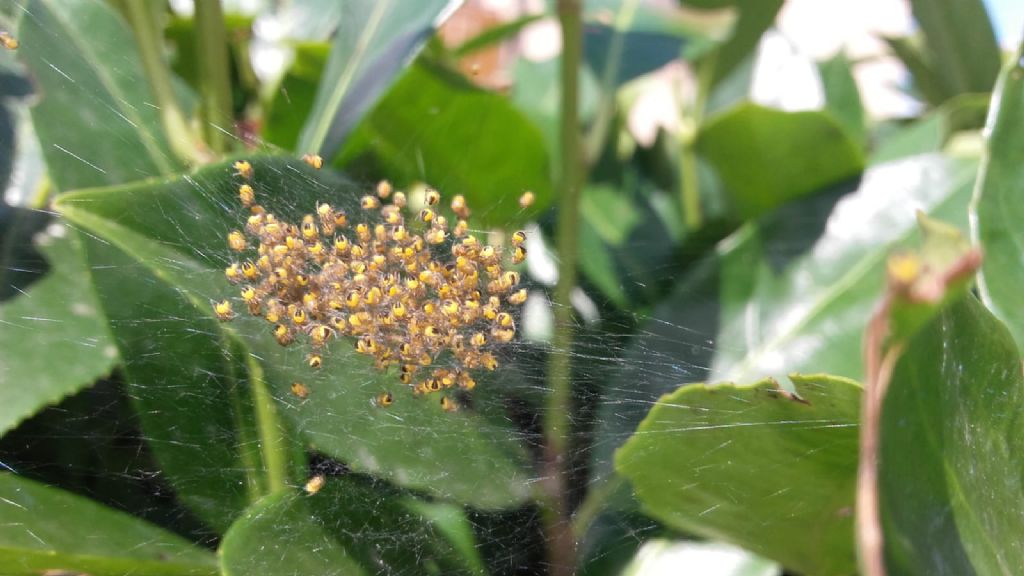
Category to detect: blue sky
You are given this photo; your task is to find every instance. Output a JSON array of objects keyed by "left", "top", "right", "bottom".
[{"left": 984, "top": 0, "right": 1024, "bottom": 47}]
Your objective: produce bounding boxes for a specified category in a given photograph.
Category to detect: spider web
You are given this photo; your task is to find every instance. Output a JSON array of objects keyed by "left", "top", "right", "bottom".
[{"left": 0, "top": 3, "right": 834, "bottom": 576}]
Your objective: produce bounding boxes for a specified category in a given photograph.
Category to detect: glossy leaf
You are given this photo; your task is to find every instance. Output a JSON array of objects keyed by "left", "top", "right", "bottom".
[
  {"left": 0, "top": 217, "right": 117, "bottom": 436},
  {"left": 341, "top": 60, "right": 552, "bottom": 228},
  {"left": 75, "top": 225, "right": 288, "bottom": 532},
  {"left": 591, "top": 155, "right": 978, "bottom": 481},
  {"left": 818, "top": 51, "right": 866, "bottom": 149},
  {"left": 220, "top": 477, "right": 474, "bottom": 575},
  {"left": 54, "top": 157, "right": 531, "bottom": 510},
  {"left": 297, "top": 0, "right": 463, "bottom": 158},
  {"left": 697, "top": 103, "right": 865, "bottom": 219},
  {"left": 880, "top": 295, "right": 1024, "bottom": 574},
  {"left": 908, "top": 0, "right": 1001, "bottom": 101},
  {"left": 19, "top": 0, "right": 180, "bottom": 190},
  {"left": 615, "top": 374, "right": 861, "bottom": 575},
  {"left": 971, "top": 49, "right": 1024, "bottom": 351},
  {"left": 0, "top": 473, "right": 217, "bottom": 576},
  {"left": 710, "top": 156, "right": 977, "bottom": 383}
]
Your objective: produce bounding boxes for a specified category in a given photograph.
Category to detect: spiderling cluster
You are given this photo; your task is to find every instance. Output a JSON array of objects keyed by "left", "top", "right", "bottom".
[{"left": 214, "top": 158, "right": 529, "bottom": 409}]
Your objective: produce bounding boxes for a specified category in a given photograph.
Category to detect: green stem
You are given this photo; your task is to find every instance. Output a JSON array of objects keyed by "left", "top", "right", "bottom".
[
  {"left": 679, "top": 56, "right": 715, "bottom": 230},
  {"left": 122, "top": 1, "right": 201, "bottom": 164},
  {"left": 572, "top": 474, "right": 624, "bottom": 539},
  {"left": 223, "top": 337, "right": 266, "bottom": 501},
  {"left": 194, "top": 0, "right": 234, "bottom": 153},
  {"left": 245, "top": 355, "right": 290, "bottom": 493},
  {"left": 582, "top": 0, "right": 641, "bottom": 166},
  {"left": 543, "top": 1, "right": 583, "bottom": 574},
  {"left": 680, "top": 143, "right": 701, "bottom": 229}
]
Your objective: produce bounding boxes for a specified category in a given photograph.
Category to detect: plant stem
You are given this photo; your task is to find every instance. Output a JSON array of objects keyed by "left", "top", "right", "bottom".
[
  {"left": 122, "top": 1, "right": 201, "bottom": 164},
  {"left": 572, "top": 474, "right": 624, "bottom": 539},
  {"left": 679, "top": 56, "right": 715, "bottom": 230},
  {"left": 543, "top": 1, "right": 583, "bottom": 574},
  {"left": 194, "top": 0, "right": 234, "bottom": 153},
  {"left": 223, "top": 337, "right": 266, "bottom": 500},
  {"left": 582, "top": 0, "right": 641, "bottom": 166},
  {"left": 245, "top": 355, "right": 290, "bottom": 493}
]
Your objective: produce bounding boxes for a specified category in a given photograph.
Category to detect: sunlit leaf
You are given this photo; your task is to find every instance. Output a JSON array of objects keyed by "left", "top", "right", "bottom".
[
  {"left": 591, "top": 155, "right": 977, "bottom": 481},
  {"left": 697, "top": 103, "right": 865, "bottom": 219},
  {"left": 615, "top": 374, "right": 861, "bottom": 575},
  {"left": 971, "top": 50, "right": 1024, "bottom": 351},
  {"left": 297, "top": 0, "right": 463, "bottom": 159},
  {"left": 879, "top": 294, "right": 1024, "bottom": 574},
  {"left": 55, "top": 157, "right": 532, "bottom": 510},
  {"left": 19, "top": 0, "right": 180, "bottom": 190},
  {"left": 340, "top": 60, "right": 552, "bottom": 228},
  {"left": 0, "top": 473, "right": 217, "bottom": 576},
  {"left": 818, "top": 51, "right": 866, "bottom": 149}
]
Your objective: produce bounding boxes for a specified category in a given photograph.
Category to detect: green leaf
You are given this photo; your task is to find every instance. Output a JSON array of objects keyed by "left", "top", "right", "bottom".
[
  {"left": 591, "top": 155, "right": 977, "bottom": 481},
  {"left": 511, "top": 54, "right": 600, "bottom": 175},
  {"left": 708, "top": 0, "right": 784, "bottom": 86},
  {"left": 870, "top": 93, "right": 989, "bottom": 164},
  {"left": 818, "top": 51, "right": 866, "bottom": 149},
  {"left": 263, "top": 42, "right": 330, "bottom": 150},
  {"left": 0, "top": 473, "right": 217, "bottom": 576},
  {"left": 404, "top": 499, "right": 488, "bottom": 575},
  {"left": 907, "top": 0, "right": 1001, "bottom": 100},
  {"left": 453, "top": 14, "right": 544, "bottom": 57},
  {"left": 577, "top": 178, "right": 690, "bottom": 309},
  {"left": 75, "top": 225, "right": 292, "bottom": 532},
  {"left": 19, "top": 0, "right": 180, "bottom": 190},
  {"left": 341, "top": 60, "right": 552, "bottom": 228},
  {"left": 0, "top": 214, "right": 117, "bottom": 436},
  {"left": 697, "top": 103, "right": 865, "bottom": 219},
  {"left": 971, "top": 50, "right": 1024, "bottom": 352},
  {"left": 219, "top": 490, "right": 366, "bottom": 576},
  {"left": 297, "top": 0, "right": 463, "bottom": 158},
  {"left": 882, "top": 36, "right": 950, "bottom": 108},
  {"left": 615, "top": 374, "right": 861, "bottom": 575},
  {"left": 710, "top": 156, "right": 976, "bottom": 383},
  {"left": 220, "top": 477, "right": 474, "bottom": 575},
  {"left": 583, "top": 0, "right": 720, "bottom": 88},
  {"left": 54, "top": 157, "right": 532, "bottom": 510},
  {"left": 879, "top": 295, "right": 1024, "bottom": 574}
]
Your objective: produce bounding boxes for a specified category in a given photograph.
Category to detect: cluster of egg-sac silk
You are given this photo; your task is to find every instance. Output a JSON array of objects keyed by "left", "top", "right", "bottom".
[{"left": 214, "top": 160, "right": 528, "bottom": 406}]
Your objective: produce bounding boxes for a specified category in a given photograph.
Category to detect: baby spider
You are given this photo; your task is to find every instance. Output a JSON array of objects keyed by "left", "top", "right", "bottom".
[
  {"left": 233, "top": 160, "right": 253, "bottom": 180},
  {"left": 291, "top": 381, "right": 311, "bottom": 399},
  {"left": 304, "top": 474, "right": 326, "bottom": 495}
]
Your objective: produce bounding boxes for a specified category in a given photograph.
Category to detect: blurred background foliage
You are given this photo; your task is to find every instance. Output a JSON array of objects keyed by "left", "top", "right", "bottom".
[{"left": 0, "top": 0, "right": 1022, "bottom": 574}]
